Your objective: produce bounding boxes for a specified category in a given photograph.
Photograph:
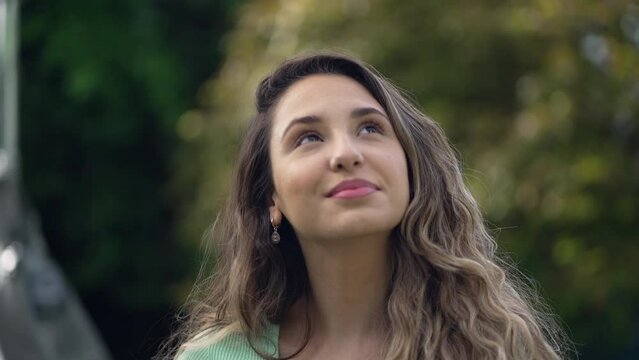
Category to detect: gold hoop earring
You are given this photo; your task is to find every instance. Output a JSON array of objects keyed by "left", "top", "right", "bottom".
[{"left": 270, "top": 218, "right": 281, "bottom": 244}]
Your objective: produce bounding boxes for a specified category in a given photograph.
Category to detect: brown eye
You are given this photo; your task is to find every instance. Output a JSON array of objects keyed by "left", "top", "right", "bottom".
[
  {"left": 358, "top": 121, "right": 384, "bottom": 135},
  {"left": 296, "top": 132, "right": 322, "bottom": 147}
]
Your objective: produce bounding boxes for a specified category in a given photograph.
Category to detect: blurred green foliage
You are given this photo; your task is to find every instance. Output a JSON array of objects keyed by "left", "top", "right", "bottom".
[
  {"left": 20, "top": 0, "right": 246, "bottom": 358},
  {"left": 177, "top": 0, "right": 639, "bottom": 358}
]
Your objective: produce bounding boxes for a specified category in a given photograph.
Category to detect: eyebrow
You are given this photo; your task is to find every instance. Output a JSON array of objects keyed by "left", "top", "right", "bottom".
[{"left": 281, "top": 106, "right": 389, "bottom": 140}]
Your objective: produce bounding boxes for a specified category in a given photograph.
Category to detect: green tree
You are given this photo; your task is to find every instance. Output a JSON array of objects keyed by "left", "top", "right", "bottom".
[
  {"left": 20, "top": 0, "right": 246, "bottom": 357},
  {"left": 177, "top": 1, "right": 639, "bottom": 358}
]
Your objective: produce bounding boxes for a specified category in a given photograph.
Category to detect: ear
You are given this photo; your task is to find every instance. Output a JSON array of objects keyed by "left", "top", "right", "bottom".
[{"left": 269, "top": 193, "right": 282, "bottom": 226}]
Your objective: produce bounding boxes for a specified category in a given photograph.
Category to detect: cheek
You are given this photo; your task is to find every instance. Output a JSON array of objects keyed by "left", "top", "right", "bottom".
[
  {"left": 387, "top": 148, "right": 410, "bottom": 200},
  {"left": 272, "top": 158, "right": 320, "bottom": 212}
]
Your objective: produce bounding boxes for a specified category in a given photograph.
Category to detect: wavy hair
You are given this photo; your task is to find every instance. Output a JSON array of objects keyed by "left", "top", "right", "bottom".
[{"left": 160, "top": 53, "right": 572, "bottom": 359}]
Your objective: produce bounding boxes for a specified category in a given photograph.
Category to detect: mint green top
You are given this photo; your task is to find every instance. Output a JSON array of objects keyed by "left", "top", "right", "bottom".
[{"left": 177, "top": 323, "right": 279, "bottom": 360}]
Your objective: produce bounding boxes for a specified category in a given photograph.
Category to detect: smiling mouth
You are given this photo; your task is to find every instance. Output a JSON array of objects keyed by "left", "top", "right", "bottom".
[
  {"left": 327, "top": 179, "right": 379, "bottom": 199},
  {"left": 330, "top": 187, "right": 377, "bottom": 199}
]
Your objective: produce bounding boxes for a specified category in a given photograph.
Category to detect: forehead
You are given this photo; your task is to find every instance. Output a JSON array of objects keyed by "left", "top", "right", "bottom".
[{"left": 271, "top": 74, "right": 386, "bottom": 128}]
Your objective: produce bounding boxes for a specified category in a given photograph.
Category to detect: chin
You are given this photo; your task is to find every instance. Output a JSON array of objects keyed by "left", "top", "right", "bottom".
[{"left": 324, "top": 217, "right": 399, "bottom": 240}]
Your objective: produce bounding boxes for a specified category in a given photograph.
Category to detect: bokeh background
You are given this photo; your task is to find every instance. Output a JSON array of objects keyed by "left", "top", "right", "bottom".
[{"left": 19, "top": 0, "right": 639, "bottom": 359}]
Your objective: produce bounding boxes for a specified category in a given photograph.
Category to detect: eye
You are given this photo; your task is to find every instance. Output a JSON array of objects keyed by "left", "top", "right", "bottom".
[
  {"left": 358, "top": 121, "right": 384, "bottom": 135},
  {"left": 296, "top": 132, "right": 323, "bottom": 147}
]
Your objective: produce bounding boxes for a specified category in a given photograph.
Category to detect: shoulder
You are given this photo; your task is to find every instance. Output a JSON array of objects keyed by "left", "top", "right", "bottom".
[{"left": 176, "top": 323, "right": 279, "bottom": 360}]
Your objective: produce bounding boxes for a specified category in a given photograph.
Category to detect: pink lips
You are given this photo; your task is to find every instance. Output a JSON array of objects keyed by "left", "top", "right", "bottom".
[{"left": 327, "top": 179, "right": 379, "bottom": 199}]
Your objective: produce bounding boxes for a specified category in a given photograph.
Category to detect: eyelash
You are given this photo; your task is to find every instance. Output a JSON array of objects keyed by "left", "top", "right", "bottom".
[
  {"left": 294, "top": 120, "right": 385, "bottom": 147},
  {"left": 359, "top": 120, "right": 384, "bottom": 135}
]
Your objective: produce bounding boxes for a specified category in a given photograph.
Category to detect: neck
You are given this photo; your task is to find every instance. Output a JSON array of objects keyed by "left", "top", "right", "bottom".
[{"left": 298, "top": 233, "right": 391, "bottom": 340}]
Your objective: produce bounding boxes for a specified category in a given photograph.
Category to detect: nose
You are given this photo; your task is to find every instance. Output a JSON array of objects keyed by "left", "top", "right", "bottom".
[{"left": 329, "top": 135, "right": 364, "bottom": 172}]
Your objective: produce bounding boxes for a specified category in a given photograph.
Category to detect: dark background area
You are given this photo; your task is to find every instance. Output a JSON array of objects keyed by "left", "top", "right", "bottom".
[{"left": 19, "top": 0, "right": 246, "bottom": 358}]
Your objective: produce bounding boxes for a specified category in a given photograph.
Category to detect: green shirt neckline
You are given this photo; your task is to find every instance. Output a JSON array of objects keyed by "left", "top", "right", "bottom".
[{"left": 177, "top": 322, "right": 280, "bottom": 359}]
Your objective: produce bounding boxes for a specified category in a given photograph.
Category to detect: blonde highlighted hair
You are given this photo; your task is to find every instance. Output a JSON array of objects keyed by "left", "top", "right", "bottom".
[{"left": 159, "top": 52, "right": 572, "bottom": 359}]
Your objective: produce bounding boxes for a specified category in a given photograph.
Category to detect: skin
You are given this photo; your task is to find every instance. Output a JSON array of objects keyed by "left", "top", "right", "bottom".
[{"left": 269, "top": 74, "right": 410, "bottom": 359}]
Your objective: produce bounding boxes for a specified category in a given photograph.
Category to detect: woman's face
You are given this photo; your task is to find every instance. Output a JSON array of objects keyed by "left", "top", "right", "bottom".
[{"left": 269, "top": 74, "right": 409, "bottom": 243}]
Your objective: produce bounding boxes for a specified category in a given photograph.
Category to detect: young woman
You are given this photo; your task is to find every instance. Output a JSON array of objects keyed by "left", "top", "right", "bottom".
[{"left": 164, "top": 53, "right": 571, "bottom": 359}]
